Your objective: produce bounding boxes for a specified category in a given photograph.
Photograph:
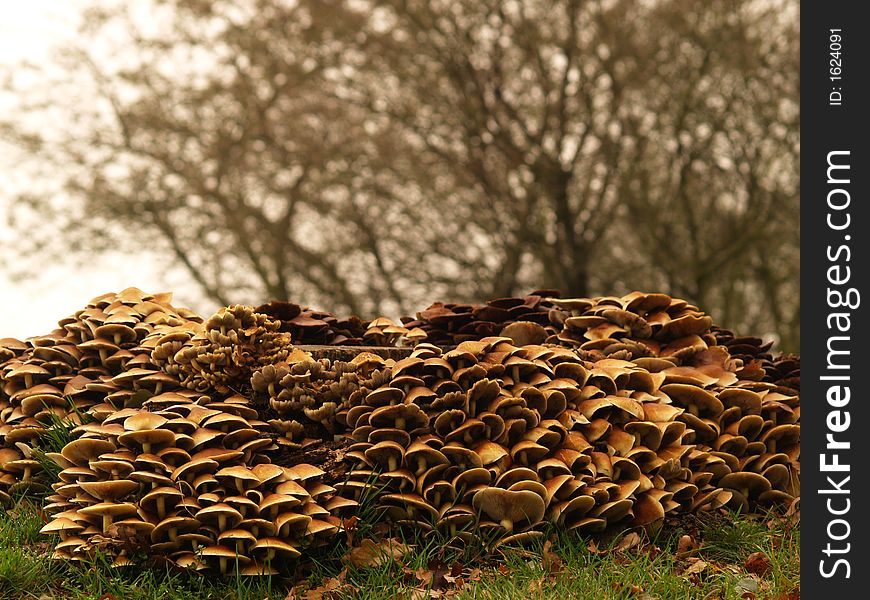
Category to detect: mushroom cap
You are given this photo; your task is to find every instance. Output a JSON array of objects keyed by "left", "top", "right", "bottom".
[
  {"left": 151, "top": 516, "right": 200, "bottom": 542},
  {"left": 40, "top": 517, "right": 85, "bottom": 536},
  {"left": 500, "top": 322, "right": 548, "bottom": 347},
  {"left": 660, "top": 384, "right": 723, "bottom": 417},
  {"left": 118, "top": 428, "right": 176, "bottom": 451},
  {"left": 196, "top": 503, "right": 244, "bottom": 529},
  {"left": 201, "top": 544, "right": 251, "bottom": 565},
  {"left": 123, "top": 412, "right": 169, "bottom": 431},
  {"left": 365, "top": 387, "right": 405, "bottom": 406},
  {"left": 218, "top": 528, "right": 257, "bottom": 546},
  {"left": 78, "top": 479, "right": 140, "bottom": 501},
  {"left": 251, "top": 537, "right": 301, "bottom": 558},
  {"left": 283, "top": 463, "right": 325, "bottom": 481},
  {"left": 719, "top": 389, "right": 763, "bottom": 414},
  {"left": 472, "top": 487, "right": 546, "bottom": 530},
  {"left": 61, "top": 439, "right": 117, "bottom": 466},
  {"left": 369, "top": 403, "right": 428, "bottom": 430},
  {"left": 140, "top": 486, "right": 184, "bottom": 511},
  {"left": 719, "top": 471, "right": 772, "bottom": 496},
  {"left": 215, "top": 465, "right": 260, "bottom": 489},
  {"left": 77, "top": 502, "right": 138, "bottom": 519}
]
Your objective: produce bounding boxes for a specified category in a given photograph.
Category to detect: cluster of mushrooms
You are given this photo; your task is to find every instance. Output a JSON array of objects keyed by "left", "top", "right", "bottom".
[{"left": 0, "top": 288, "right": 799, "bottom": 574}]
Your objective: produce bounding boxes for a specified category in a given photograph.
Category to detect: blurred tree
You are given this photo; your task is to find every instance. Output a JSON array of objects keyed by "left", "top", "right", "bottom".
[{"left": 1, "top": 0, "right": 799, "bottom": 350}]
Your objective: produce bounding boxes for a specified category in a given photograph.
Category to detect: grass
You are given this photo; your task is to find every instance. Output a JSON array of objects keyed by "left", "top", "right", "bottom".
[{"left": 0, "top": 496, "right": 800, "bottom": 600}]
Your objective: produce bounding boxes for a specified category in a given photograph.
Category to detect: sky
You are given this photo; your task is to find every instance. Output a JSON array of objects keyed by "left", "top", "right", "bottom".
[{"left": 0, "top": 1, "right": 208, "bottom": 340}]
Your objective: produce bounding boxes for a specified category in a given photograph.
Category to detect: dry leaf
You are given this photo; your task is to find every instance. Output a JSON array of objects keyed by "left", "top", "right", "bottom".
[
  {"left": 415, "top": 567, "right": 434, "bottom": 586},
  {"left": 744, "top": 551, "right": 771, "bottom": 576},
  {"left": 344, "top": 538, "right": 410, "bottom": 568},
  {"left": 587, "top": 539, "right": 605, "bottom": 554},
  {"left": 683, "top": 560, "right": 708, "bottom": 576},
  {"left": 542, "top": 540, "right": 563, "bottom": 575},
  {"left": 676, "top": 534, "right": 696, "bottom": 557},
  {"left": 616, "top": 532, "right": 642, "bottom": 552}
]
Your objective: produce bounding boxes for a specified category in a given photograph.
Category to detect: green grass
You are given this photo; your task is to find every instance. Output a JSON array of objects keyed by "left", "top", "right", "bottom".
[{"left": 0, "top": 498, "right": 799, "bottom": 600}]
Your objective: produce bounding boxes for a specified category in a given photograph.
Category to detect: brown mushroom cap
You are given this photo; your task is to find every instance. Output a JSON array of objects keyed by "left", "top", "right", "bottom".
[
  {"left": 118, "top": 428, "right": 176, "bottom": 453},
  {"left": 78, "top": 502, "right": 138, "bottom": 532},
  {"left": 215, "top": 465, "right": 260, "bottom": 493},
  {"left": 660, "top": 384, "right": 723, "bottom": 418},
  {"left": 472, "top": 487, "right": 546, "bottom": 533},
  {"left": 61, "top": 439, "right": 117, "bottom": 467},
  {"left": 196, "top": 503, "right": 244, "bottom": 532},
  {"left": 140, "top": 486, "right": 184, "bottom": 518},
  {"left": 151, "top": 515, "right": 200, "bottom": 543},
  {"left": 719, "top": 471, "right": 772, "bottom": 508},
  {"left": 500, "top": 322, "right": 548, "bottom": 347},
  {"left": 201, "top": 544, "right": 251, "bottom": 574},
  {"left": 78, "top": 479, "right": 139, "bottom": 501},
  {"left": 252, "top": 537, "right": 302, "bottom": 561},
  {"left": 39, "top": 517, "right": 85, "bottom": 541}
]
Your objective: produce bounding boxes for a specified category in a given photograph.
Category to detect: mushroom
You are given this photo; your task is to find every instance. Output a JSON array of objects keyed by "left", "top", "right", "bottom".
[{"left": 472, "top": 487, "right": 546, "bottom": 533}]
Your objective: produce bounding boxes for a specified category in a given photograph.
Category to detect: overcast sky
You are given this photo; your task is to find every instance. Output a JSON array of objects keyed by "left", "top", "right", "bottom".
[{"left": 0, "top": 1, "right": 210, "bottom": 340}]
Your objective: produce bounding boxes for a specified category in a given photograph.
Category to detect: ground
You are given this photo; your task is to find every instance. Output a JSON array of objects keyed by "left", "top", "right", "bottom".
[{"left": 0, "top": 497, "right": 799, "bottom": 600}]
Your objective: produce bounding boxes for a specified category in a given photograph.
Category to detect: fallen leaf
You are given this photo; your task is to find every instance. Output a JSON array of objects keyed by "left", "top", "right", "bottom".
[
  {"left": 498, "top": 564, "right": 510, "bottom": 575},
  {"left": 587, "top": 539, "right": 605, "bottom": 554},
  {"left": 615, "top": 532, "right": 642, "bottom": 552},
  {"left": 542, "top": 540, "right": 563, "bottom": 575},
  {"left": 744, "top": 551, "right": 771, "bottom": 576},
  {"left": 342, "top": 515, "right": 359, "bottom": 546},
  {"left": 676, "top": 534, "right": 696, "bottom": 558},
  {"left": 735, "top": 575, "right": 760, "bottom": 599},
  {"left": 630, "top": 584, "right": 645, "bottom": 594},
  {"left": 415, "top": 567, "right": 434, "bottom": 586},
  {"left": 344, "top": 538, "right": 410, "bottom": 568},
  {"left": 683, "top": 560, "right": 708, "bottom": 576}
]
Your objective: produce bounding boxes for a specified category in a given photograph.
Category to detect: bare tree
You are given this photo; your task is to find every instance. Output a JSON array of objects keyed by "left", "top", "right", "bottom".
[{"left": 2, "top": 0, "right": 799, "bottom": 349}]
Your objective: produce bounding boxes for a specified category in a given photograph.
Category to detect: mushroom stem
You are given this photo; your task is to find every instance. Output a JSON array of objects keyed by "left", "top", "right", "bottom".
[
  {"left": 768, "top": 439, "right": 777, "bottom": 453},
  {"left": 388, "top": 457, "right": 398, "bottom": 472},
  {"left": 218, "top": 515, "right": 227, "bottom": 531},
  {"left": 102, "top": 514, "right": 113, "bottom": 533},
  {"left": 500, "top": 518, "right": 514, "bottom": 533},
  {"left": 25, "top": 373, "right": 34, "bottom": 388},
  {"left": 395, "top": 418, "right": 406, "bottom": 430},
  {"left": 157, "top": 497, "right": 166, "bottom": 519},
  {"left": 219, "top": 557, "right": 227, "bottom": 574},
  {"left": 99, "top": 349, "right": 108, "bottom": 364},
  {"left": 142, "top": 442, "right": 152, "bottom": 454}
]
